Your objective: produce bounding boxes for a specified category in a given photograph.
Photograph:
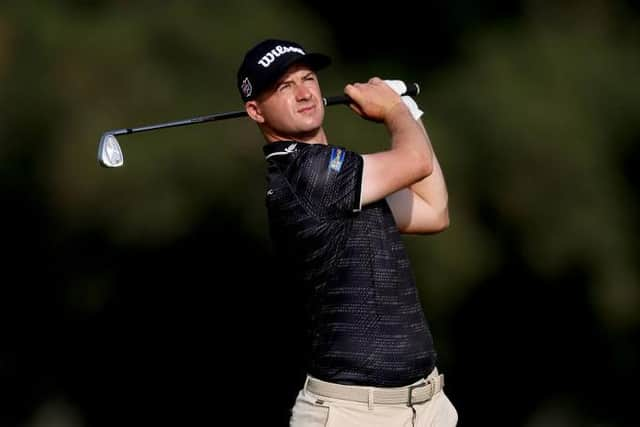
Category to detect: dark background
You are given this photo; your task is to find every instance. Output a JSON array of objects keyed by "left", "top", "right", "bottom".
[{"left": 1, "top": 1, "right": 639, "bottom": 425}]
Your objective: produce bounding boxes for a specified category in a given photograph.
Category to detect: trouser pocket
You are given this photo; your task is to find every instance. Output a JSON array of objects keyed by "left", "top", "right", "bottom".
[{"left": 290, "top": 392, "right": 330, "bottom": 427}]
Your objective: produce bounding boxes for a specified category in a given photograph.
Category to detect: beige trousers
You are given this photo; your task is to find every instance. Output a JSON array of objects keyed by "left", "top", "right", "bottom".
[{"left": 289, "top": 372, "right": 458, "bottom": 427}]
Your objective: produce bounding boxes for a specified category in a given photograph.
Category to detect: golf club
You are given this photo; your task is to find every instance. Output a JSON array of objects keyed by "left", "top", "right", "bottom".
[{"left": 97, "top": 82, "right": 420, "bottom": 168}]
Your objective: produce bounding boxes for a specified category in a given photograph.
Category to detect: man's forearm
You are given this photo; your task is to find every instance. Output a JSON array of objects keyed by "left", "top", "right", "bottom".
[
  {"left": 410, "top": 121, "right": 448, "bottom": 212},
  {"left": 384, "top": 103, "right": 434, "bottom": 179}
]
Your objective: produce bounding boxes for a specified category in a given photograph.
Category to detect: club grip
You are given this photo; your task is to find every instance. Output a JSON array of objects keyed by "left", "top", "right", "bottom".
[{"left": 323, "top": 82, "right": 420, "bottom": 107}]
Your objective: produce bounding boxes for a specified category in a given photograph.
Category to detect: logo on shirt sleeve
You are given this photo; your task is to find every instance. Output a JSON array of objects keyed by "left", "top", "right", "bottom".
[{"left": 328, "top": 147, "right": 345, "bottom": 173}]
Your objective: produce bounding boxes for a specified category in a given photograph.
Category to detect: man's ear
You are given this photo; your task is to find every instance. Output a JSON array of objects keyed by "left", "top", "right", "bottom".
[{"left": 245, "top": 101, "right": 265, "bottom": 123}]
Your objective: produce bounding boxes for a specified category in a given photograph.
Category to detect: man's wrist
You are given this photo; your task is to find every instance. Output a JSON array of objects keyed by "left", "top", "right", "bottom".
[{"left": 383, "top": 100, "right": 416, "bottom": 130}]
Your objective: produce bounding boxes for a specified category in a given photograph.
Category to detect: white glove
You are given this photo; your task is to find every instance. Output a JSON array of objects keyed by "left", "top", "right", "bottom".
[
  {"left": 384, "top": 79, "right": 407, "bottom": 96},
  {"left": 384, "top": 79, "right": 424, "bottom": 120}
]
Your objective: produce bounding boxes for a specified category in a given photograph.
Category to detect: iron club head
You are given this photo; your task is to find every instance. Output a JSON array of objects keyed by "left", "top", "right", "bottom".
[{"left": 98, "top": 133, "right": 124, "bottom": 168}]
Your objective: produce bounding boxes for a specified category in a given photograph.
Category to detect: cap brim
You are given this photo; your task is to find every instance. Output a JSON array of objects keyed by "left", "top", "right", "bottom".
[
  {"left": 259, "top": 53, "right": 331, "bottom": 97},
  {"left": 288, "top": 52, "right": 331, "bottom": 73}
]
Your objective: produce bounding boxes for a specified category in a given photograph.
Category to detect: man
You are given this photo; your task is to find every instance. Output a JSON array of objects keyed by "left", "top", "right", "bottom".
[{"left": 237, "top": 39, "right": 457, "bottom": 426}]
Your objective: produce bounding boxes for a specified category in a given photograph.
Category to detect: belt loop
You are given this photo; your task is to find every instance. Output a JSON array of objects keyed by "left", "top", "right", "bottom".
[
  {"left": 304, "top": 375, "right": 311, "bottom": 392},
  {"left": 432, "top": 374, "right": 442, "bottom": 395},
  {"left": 368, "top": 387, "right": 374, "bottom": 410}
]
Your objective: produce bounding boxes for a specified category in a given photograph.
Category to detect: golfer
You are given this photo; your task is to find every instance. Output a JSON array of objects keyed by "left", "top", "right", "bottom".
[{"left": 237, "top": 38, "right": 457, "bottom": 427}]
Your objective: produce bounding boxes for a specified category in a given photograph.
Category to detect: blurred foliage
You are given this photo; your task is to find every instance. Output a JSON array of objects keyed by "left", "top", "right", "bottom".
[
  {"left": 422, "top": 3, "right": 640, "bottom": 329},
  {"left": 1, "top": 0, "right": 639, "bottom": 426}
]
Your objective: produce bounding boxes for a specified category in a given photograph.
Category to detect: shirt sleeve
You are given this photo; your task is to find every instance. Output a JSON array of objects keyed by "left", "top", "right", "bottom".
[{"left": 292, "top": 145, "right": 363, "bottom": 217}]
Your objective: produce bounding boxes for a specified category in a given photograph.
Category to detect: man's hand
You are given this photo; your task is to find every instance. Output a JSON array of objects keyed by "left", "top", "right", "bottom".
[{"left": 344, "top": 77, "right": 407, "bottom": 123}]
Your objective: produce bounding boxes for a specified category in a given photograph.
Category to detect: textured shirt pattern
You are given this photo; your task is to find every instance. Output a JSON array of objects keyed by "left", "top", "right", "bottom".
[{"left": 264, "top": 141, "right": 436, "bottom": 387}]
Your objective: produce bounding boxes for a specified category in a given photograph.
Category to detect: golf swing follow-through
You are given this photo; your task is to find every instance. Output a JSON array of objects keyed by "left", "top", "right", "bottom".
[
  {"left": 99, "top": 38, "right": 457, "bottom": 426},
  {"left": 96, "top": 83, "right": 420, "bottom": 168}
]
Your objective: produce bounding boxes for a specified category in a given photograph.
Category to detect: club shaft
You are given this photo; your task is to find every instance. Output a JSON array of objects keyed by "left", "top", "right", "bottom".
[
  {"left": 110, "top": 110, "right": 247, "bottom": 136},
  {"left": 107, "top": 82, "right": 420, "bottom": 137}
]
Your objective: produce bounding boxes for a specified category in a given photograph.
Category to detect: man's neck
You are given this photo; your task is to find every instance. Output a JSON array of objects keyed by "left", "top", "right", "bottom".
[{"left": 265, "top": 128, "right": 328, "bottom": 145}]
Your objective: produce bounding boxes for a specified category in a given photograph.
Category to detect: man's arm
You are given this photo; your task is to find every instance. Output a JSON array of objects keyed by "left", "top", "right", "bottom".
[
  {"left": 344, "top": 78, "right": 433, "bottom": 207},
  {"left": 386, "top": 120, "right": 449, "bottom": 234}
]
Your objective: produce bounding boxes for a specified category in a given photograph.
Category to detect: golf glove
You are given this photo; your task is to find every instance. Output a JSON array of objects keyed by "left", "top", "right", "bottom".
[{"left": 383, "top": 79, "right": 424, "bottom": 120}]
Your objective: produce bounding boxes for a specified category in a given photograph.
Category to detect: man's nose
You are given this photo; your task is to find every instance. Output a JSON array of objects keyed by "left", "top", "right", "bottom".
[{"left": 295, "top": 84, "right": 311, "bottom": 100}]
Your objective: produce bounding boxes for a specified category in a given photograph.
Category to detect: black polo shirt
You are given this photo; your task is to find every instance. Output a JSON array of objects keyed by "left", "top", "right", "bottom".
[{"left": 263, "top": 140, "right": 436, "bottom": 387}]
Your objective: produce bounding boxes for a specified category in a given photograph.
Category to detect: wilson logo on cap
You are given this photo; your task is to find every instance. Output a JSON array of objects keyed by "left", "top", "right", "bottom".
[{"left": 257, "top": 45, "right": 306, "bottom": 68}]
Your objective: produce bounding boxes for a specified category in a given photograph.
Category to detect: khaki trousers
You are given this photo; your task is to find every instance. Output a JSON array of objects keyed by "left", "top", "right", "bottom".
[{"left": 289, "top": 369, "right": 458, "bottom": 427}]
